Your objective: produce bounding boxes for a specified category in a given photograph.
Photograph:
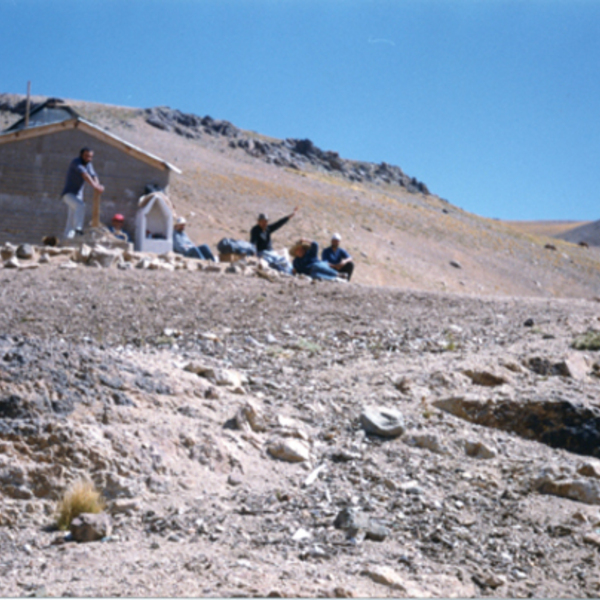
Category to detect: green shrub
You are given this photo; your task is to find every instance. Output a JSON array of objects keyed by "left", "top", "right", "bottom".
[{"left": 572, "top": 330, "right": 600, "bottom": 351}]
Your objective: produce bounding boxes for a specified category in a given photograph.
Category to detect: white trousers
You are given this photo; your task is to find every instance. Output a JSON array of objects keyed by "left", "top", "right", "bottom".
[{"left": 62, "top": 193, "right": 85, "bottom": 239}]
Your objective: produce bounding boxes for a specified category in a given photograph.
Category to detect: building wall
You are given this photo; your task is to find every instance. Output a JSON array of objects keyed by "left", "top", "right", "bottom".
[{"left": 0, "top": 128, "right": 170, "bottom": 244}]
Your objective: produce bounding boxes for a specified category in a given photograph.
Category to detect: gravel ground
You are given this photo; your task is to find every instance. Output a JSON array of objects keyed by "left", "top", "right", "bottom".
[{"left": 1, "top": 265, "right": 600, "bottom": 597}]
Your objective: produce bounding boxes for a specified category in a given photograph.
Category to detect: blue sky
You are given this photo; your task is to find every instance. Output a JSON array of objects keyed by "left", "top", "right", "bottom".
[{"left": 1, "top": 0, "right": 599, "bottom": 221}]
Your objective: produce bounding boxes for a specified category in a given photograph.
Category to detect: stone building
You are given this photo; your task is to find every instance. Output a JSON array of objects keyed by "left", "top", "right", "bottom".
[{"left": 0, "top": 98, "right": 180, "bottom": 244}]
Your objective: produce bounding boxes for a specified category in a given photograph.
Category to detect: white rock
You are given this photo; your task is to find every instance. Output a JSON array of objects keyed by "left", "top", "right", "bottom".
[
  {"left": 268, "top": 438, "right": 310, "bottom": 462},
  {"left": 360, "top": 406, "right": 405, "bottom": 437}
]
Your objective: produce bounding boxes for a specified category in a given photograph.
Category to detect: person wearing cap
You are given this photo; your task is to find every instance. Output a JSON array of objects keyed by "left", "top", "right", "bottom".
[
  {"left": 173, "top": 217, "right": 217, "bottom": 261},
  {"left": 322, "top": 233, "right": 354, "bottom": 281},
  {"left": 107, "top": 213, "right": 131, "bottom": 242},
  {"left": 290, "top": 239, "right": 344, "bottom": 282},
  {"left": 250, "top": 207, "right": 298, "bottom": 273}
]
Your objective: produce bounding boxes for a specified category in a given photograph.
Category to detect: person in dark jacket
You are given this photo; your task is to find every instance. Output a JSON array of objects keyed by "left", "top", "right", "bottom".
[
  {"left": 290, "top": 239, "right": 342, "bottom": 282},
  {"left": 250, "top": 207, "right": 298, "bottom": 273}
]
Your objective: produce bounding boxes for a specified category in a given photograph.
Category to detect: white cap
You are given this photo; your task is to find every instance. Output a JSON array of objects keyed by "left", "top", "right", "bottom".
[
  {"left": 176, "top": 216, "right": 187, "bottom": 225},
  {"left": 331, "top": 232, "right": 341, "bottom": 241}
]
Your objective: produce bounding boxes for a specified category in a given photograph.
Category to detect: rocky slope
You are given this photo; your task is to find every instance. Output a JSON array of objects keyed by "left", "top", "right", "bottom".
[{"left": 1, "top": 262, "right": 600, "bottom": 597}]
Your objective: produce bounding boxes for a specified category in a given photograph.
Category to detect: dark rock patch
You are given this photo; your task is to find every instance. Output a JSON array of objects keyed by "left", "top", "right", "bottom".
[{"left": 434, "top": 396, "right": 600, "bottom": 458}]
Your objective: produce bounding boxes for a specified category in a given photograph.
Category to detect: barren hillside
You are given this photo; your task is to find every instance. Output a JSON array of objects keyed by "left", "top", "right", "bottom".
[{"left": 3, "top": 93, "right": 600, "bottom": 298}]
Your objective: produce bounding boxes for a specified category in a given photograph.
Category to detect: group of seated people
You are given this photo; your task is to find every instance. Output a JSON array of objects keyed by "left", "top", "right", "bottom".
[
  {"left": 250, "top": 207, "right": 354, "bottom": 282},
  {"left": 106, "top": 208, "right": 354, "bottom": 282}
]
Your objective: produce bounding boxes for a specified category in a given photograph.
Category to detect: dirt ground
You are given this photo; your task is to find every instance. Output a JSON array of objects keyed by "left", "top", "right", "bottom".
[{"left": 1, "top": 264, "right": 600, "bottom": 597}]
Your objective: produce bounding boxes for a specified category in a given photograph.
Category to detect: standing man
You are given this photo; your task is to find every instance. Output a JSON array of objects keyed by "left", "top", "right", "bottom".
[
  {"left": 250, "top": 207, "right": 298, "bottom": 273},
  {"left": 322, "top": 233, "right": 355, "bottom": 281},
  {"left": 61, "top": 147, "right": 104, "bottom": 239}
]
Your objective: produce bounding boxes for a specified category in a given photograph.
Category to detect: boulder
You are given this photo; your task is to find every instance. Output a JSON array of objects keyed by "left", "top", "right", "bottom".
[
  {"left": 462, "top": 369, "right": 508, "bottom": 387},
  {"left": 464, "top": 439, "right": 497, "bottom": 459},
  {"left": 267, "top": 438, "right": 310, "bottom": 462},
  {"left": 70, "top": 512, "right": 112, "bottom": 542},
  {"left": 0, "top": 243, "right": 16, "bottom": 261},
  {"left": 404, "top": 432, "right": 448, "bottom": 454},
  {"left": 89, "top": 245, "right": 122, "bottom": 268},
  {"left": 16, "top": 244, "right": 34, "bottom": 259},
  {"left": 3, "top": 257, "right": 19, "bottom": 269},
  {"left": 534, "top": 469, "right": 600, "bottom": 505},
  {"left": 360, "top": 406, "right": 405, "bottom": 438}
]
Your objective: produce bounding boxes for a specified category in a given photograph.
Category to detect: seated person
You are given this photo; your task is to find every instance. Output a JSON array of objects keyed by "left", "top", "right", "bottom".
[
  {"left": 108, "top": 213, "right": 131, "bottom": 242},
  {"left": 322, "top": 233, "right": 354, "bottom": 281},
  {"left": 290, "top": 239, "right": 343, "bottom": 282},
  {"left": 250, "top": 208, "right": 298, "bottom": 273},
  {"left": 173, "top": 217, "right": 216, "bottom": 261}
]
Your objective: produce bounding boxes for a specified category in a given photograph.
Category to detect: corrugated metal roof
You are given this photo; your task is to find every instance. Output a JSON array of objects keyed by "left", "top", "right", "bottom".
[
  {"left": 0, "top": 111, "right": 181, "bottom": 175},
  {"left": 4, "top": 99, "right": 80, "bottom": 132}
]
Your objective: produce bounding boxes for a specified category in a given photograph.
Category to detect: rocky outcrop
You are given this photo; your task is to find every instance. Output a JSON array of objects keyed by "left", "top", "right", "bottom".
[
  {"left": 434, "top": 396, "right": 600, "bottom": 458},
  {"left": 144, "top": 105, "right": 430, "bottom": 194}
]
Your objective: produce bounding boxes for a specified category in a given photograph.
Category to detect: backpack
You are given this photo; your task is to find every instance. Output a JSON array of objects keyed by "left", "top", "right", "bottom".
[{"left": 217, "top": 238, "right": 256, "bottom": 256}]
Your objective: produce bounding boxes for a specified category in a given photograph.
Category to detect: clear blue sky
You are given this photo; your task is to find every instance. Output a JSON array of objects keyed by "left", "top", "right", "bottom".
[{"left": 2, "top": 0, "right": 599, "bottom": 221}]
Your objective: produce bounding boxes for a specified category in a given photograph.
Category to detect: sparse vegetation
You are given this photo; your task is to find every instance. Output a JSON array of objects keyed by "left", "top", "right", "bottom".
[
  {"left": 56, "top": 479, "right": 105, "bottom": 530},
  {"left": 572, "top": 330, "right": 600, "bottom": 351}
]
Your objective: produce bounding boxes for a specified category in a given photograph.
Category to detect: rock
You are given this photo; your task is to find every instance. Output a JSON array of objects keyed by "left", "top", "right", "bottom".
[
  {"left": 333, "top": 507, "right": 389, "bottom": 541},
  {"left": 70, "top": 512, "right": 112, "bottom": 542},
  {"left": 16, "top": 244, "right": 34, "bottom": 259},
  {"left": 434, "top": 396, "right": 600, "bottom": 458},
  {"left": 333, "top": 587, "right": 354, "bottom": 598},
  {"left": 398, "top": 480, "right": 425, "bottom": 495},
  {"left": 291, "top": 527, "right": 312, "bottom": 542},
  {"left": 472, "top": 571, "right": 506, "bottom": 589},
  {"left": 578, "top": 461, "right": 600, "bottom": 479},
  {"left": 464, "top": 439, "right": 497, "bottom": 459},
  {"left": 227, "top": 472, "right": 243, "bottom": 486},
  {"left": 303, "top": 464, "right": 327, "bottom": 488},
  {"left": 267, "top": 438, "right": 310, "bottom": 462},
  {"left": 462, "top": 369, "right": 507, "bottom": 387},
  {"left": 0, "top": 243, "right": 16, "bottom": 260},
  {"left": 109, "top": 498, "right": 141, "bottom": 514},
  {"left": 234, "top": 399, "right": 267, "bottom": 432},
  {"left": 89, "top": 245, "right": 123, "bottom": 268},
  {"left": 3, "top": 257, "right": 19, "bottom": 269},
  {"left": 561, "top": 353, "right": 590, "bottom": 380},
  {"left": 185, "top": 363, "right": 245, "bottom": 388},
  {"left": 360, "top": 406, "right": 405, "bottom": 437},
  {"left": 534, "top": 469, "right": 600, "bottom": 505},
  {"left": 404, "top": 431, "right": 448, "bottom": 454},
  {"left": 38, "top": 253, "right": 50, "bottom": 264},
  {"left": 146, "top": 474, "right": 170, "bottom": 494},
  {"left": 583, "top": 531, "right": 600, "bottom": 547},
  {"left": 363, "top": 566, "right": 407, "bottom": 591}
]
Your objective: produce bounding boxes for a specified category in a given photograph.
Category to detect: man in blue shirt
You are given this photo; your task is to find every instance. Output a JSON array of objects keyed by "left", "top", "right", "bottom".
[
  {"left": 322, "top": 233, "right": 355, "bottom": 281},
  {"left": 291, "top": 239, "right": 342, "bottom": 282},
  {"left": 61, "top": 147, "right": 105, "bottom": 239},
  {"left": 172, "top": 217, "right": 216, "bottom": 261}
]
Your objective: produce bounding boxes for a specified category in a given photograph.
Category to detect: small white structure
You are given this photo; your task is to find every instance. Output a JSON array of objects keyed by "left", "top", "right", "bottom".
[{"left": 135, "top": 192, "right": 173, "bottom": 253}]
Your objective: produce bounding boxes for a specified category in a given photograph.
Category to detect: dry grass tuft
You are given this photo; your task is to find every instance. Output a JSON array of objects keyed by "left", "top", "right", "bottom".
[{"left": 56, "top": 479, "right": 105, "bottom": 530}]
